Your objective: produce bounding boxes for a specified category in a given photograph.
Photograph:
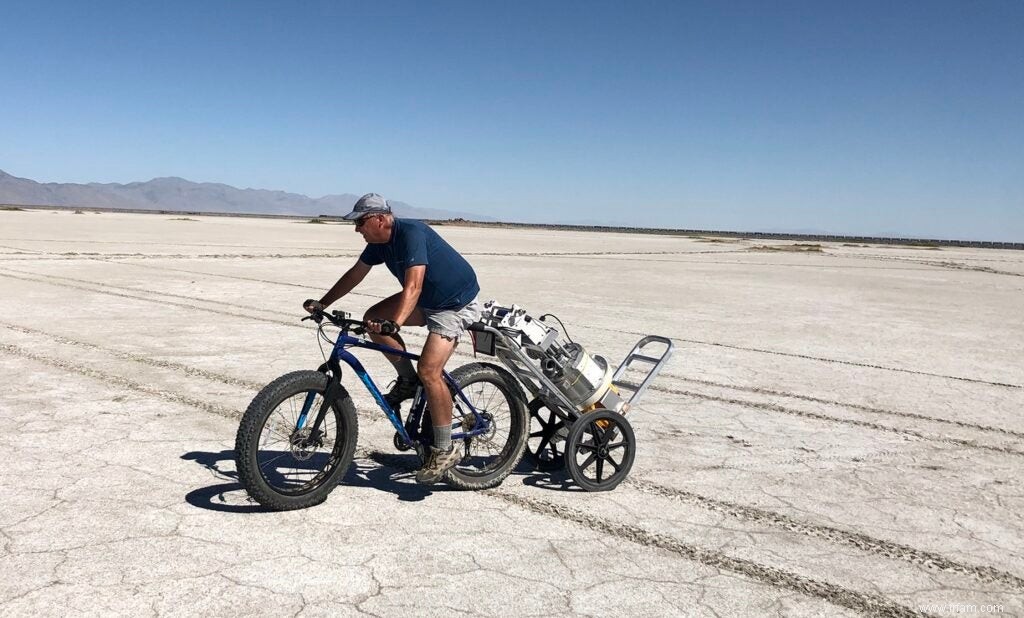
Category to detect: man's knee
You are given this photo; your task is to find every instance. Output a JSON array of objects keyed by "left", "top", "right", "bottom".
[
  {"left": 363, "top": 302, "right": 388, "bottom": 322},
  {"left": 417, "top": 361, "right": 443, "bottom": 384}
]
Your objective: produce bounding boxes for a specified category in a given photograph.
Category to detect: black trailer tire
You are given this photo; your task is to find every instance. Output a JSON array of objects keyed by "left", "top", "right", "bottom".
[
  {"left": 525, "top": 398, "right": 568, "bottom": 471},
  {"left": 564, "top": 410, "right": 635, "bottom": 492}
]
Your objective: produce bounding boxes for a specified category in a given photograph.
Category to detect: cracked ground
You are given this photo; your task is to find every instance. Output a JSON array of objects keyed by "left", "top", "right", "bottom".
[{"left": 1, "top": 210, "right": 1022, "bottom": 617}]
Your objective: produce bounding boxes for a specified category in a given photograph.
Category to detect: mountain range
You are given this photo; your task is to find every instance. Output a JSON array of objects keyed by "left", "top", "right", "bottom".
[{"left": 0, "top": 169, "right": 488, "bottom": 220}]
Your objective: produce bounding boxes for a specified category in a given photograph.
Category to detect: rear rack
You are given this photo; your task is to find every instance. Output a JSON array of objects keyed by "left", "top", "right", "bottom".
[{"left": 611, "top": 336, "right": 675, "bottom": 406}]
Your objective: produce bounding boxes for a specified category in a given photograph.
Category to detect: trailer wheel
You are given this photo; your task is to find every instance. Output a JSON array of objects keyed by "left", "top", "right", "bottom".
[
  {"left": 564, "top": 410, "right": 634, "bottom": 491},
  {"left": 525, "top": 398, "right": 568, "bottom": 471}
]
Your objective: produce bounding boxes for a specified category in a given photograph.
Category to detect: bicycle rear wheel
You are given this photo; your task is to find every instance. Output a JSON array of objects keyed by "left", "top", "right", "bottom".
[
  {"left": 235, "top": 370, "right": 358, "bottom": 510},
  {"left": 444, "top": 363, "right": 528, "bottom": 490}
]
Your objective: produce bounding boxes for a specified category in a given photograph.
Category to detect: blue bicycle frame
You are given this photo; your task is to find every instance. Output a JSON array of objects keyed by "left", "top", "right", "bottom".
[{"left": 295, "top": 329, "right": 490, "bottom": 448}]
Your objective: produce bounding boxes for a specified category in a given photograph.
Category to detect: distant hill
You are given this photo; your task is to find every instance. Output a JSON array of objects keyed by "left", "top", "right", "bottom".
[{"left": 0, "top": 169, "right": 490, "bottom": 220}]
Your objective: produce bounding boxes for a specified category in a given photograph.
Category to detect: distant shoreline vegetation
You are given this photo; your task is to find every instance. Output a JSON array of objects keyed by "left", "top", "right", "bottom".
[{"left": 2, "top": 203, "right": 1020, "bottom": 250}]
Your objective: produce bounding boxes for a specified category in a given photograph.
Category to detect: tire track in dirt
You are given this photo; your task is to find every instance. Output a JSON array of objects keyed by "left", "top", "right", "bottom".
[
  {"left": 463, "top": 249, "right": 744, "bottom": 257},
  {"left": 0, "top": 320, "right": 265, "bottom": 391},
  {"left": 626, "top": 478, "right": 1024, "bottom": 591},
  {"left": 651, "top": 384, "right": 1024, "bottom": 458},
  {"left": 0, "top": 237, "right": 346, "bottom": 249},
  {"left": 845, "top": 253, "right": 1024, "bottom": 265},
  {"left": 664, "top": 375, "right": 1024, "bottom": 439},
  {"left": 0, "top": 268, "right": 299, "bottom": 328},
  {"left": 840, "top": 254, "right": 1024, "bottom": 278},
  {"left": 364, "top": 452, "right": 926, "bottom": 617},
  {"left": 0, "top": 340, "right": 1003, "bottom": 611},
  {"left": 99, "top": 259, "right": 382, "bottom": 300},
  {"left": 4, "top": 268, "right": 1022, "bottom": 459},
  {"left": 0, "top": 342, "right": 239, "bottom": 419},
  {"left": 0, "top": 244, "right": 44, "bottom": 254},
  {"left": 592, "top": 324, "right": 1021, "bottom": 389},
  {"left": 559, "top": 255, "right": 942, "bottom": 270},
  {"left": 0, "top": 268, "right": 298, "bottom": 320},
  {"left": 485, "top": 492, "right": 929, "bottom": 617}
]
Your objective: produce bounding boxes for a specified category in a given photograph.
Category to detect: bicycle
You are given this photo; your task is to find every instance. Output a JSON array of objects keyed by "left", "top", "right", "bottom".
[{"left": 234, "top": 308, "right": 529, "bottom": 510}]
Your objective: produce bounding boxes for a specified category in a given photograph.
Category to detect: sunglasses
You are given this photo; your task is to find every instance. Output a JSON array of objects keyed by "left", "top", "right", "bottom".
[{"left": 355, "top": 214, "right": 381, "bottom": 229}]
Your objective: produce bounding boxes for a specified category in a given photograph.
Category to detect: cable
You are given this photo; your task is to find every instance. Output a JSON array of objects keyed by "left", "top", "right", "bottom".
[
  {"left": 538, "top": 313, "right": 573, "bottom": 343},
  {"left": 316, "top": 322, "right": 336, "bottom": 365}
]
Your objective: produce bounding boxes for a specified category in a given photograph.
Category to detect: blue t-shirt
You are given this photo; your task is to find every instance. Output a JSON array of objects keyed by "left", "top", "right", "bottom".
[{"left": 359, "top": 218, "right": 480, "bottom": 310}]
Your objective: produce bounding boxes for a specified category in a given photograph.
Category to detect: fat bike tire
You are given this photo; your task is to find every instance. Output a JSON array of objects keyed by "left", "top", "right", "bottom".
[
  {"left": 235, "top": 370, "right": 358, "bottom": 510},
  {"left": 444, "top": 363, "right": 528, "bottom": 490}
]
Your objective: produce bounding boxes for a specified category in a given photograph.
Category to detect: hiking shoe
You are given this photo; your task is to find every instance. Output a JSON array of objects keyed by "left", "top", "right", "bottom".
[
  {"left": 383, "top": 376, "right": 420, "bottom": 409},
  {"left": 415, "top": 445, "right": 461, "bottom": 485}
]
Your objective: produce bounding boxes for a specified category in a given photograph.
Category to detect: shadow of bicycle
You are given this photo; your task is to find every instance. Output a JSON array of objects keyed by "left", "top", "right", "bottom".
[
  {"left": 180, "top": 449, "right": 453, "bottom": 512},
  {"left": 181, "top": 448, "right": 583, "bottom": 513}
]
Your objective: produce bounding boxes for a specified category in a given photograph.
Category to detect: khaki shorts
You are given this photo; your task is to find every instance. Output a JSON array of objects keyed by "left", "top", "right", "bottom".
[{"left": 422, "top": 299, "right": 482, "bottom": 341}]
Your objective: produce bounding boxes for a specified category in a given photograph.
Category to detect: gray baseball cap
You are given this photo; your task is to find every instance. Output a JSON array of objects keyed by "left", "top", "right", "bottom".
[{"left": 342, "top": 193, "right": 392, "bottom": 220}]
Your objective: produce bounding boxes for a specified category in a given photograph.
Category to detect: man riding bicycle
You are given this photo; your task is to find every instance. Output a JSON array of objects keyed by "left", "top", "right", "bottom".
[{"left": 304, "top": 193, "right": 481, "bottom": 484}]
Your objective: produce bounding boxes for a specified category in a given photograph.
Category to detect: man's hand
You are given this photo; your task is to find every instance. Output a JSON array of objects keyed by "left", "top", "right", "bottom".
[
  {"left": 303, "top": 299, "right": 325, "bottom": 314},
  {"left": 366, "top": 319, "right": 400, "bottom": 335}
]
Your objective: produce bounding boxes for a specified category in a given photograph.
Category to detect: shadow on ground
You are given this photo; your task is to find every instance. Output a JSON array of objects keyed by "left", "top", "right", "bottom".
[{"left": 181, "top": 449, "right": 581, "bottom": 513}]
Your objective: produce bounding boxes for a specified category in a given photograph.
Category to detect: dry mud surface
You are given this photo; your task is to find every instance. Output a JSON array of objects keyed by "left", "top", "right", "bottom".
[{"left": 1, "top": 210, "right": 1023, "bottom": 617}]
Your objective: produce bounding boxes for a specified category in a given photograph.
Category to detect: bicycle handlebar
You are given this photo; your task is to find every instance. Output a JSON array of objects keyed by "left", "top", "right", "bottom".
[{"left": 302, "top": 308, "right": 400, "bottom": 336}]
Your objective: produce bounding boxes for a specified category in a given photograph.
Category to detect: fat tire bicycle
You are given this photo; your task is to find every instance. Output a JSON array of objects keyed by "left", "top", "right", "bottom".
[{"left": 234, "top": 308, "right": 529, "bottom": 510}]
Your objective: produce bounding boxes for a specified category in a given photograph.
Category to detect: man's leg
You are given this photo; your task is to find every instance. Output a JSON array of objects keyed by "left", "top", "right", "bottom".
[
  {"left": 418, "top": 332, "right": 458, "bottom": 431},
  {"left": 364, "top": 294, "right": 425, "bottom": 403},
  {"left": 415, "top": 331, "right": 461, "bottom": 483}
]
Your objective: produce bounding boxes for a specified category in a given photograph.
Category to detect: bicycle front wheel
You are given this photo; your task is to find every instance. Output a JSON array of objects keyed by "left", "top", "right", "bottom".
[
  {"left": 235, "top": 370, "right": 358, "bottom": 510},
  {"left": 445, "top": 363, "right": 528, "bottom": 490}
]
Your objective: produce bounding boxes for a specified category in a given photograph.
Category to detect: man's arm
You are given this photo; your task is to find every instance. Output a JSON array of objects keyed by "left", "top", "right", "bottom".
[
  {"left": 312, "top": 260, "right": 372, "bottom": 310},
  {"left": 391, "top": 265, "right": 425, "bottom": 325}
]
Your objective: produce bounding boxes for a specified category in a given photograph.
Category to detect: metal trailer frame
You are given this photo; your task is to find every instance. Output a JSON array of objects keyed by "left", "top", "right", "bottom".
[{"left": 469, "top": 322, "right": 675, "bottom": 425}]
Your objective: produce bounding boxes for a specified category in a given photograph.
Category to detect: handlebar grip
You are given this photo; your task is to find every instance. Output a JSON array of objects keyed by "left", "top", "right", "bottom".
[{"left": 379, "top": 320, "right": 400, "bottom": 335}]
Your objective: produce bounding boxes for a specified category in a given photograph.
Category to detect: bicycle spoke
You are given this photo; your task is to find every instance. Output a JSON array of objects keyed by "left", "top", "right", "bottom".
[
  {"left": 258, "top": 452, "right": 289, "bottom": 471},
  {"left": 262, "top": 425, "right": 292, "bottom": 443},
  {"left": 481, "top": 384, "right": 499, "bottom": 413}
]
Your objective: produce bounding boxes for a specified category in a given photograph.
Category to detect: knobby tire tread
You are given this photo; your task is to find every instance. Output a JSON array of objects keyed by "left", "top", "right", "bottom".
[
  {"left": 235, "top": 370, "right": 358, "bottom": 511},
  {"left": 444, "top": 362, "right": 529, "bottom": 490}
]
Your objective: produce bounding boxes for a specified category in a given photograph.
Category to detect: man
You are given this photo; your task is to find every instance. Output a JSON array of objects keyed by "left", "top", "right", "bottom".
[{"left": 304, "top": 193, "right": 481, "bottom": 484}]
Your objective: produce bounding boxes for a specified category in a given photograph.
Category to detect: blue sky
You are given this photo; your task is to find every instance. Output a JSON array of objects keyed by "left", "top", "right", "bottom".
[{"left": 1, "top": 1, "right": 1022, "bottom": 240}]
